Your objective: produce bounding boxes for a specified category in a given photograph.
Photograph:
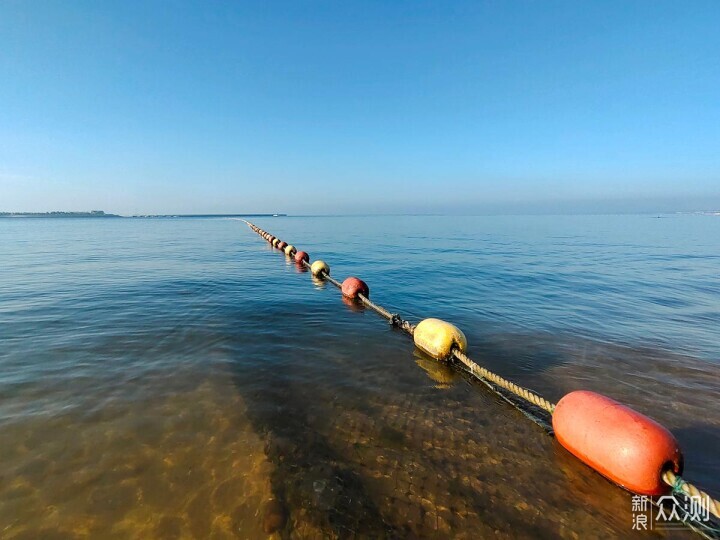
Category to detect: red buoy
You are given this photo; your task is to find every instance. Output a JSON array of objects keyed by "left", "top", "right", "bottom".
[
  {"left": 294, "top": 251, "right": 309, "bottom": 264},
  {"left": 277, "top": 241, "right": 287, "bottom": 250},
  {"left": 553, "top": 390, "right": 682, "bottom": 495},
  {"left": 341, "top": 277, "right": 369, "bottom": 299},
  {"left": 268, "top": 236, "right": 275, "bottom": 243}
]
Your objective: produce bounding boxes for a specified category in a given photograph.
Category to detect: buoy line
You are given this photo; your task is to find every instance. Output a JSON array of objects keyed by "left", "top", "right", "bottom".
[{"left": 242, "top": 220, "right": 719, "bottom": 537}]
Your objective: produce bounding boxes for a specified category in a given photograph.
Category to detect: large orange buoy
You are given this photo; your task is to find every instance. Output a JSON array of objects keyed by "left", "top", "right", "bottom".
[
  {"left": 341, "top": 277, "right": 369, "bottom": 299},
  {"left": 553, "top": 390, "right": 682, "bottom": 495},
  {"left": 294, "top": 251, "right": 309, "bottom": 264}
]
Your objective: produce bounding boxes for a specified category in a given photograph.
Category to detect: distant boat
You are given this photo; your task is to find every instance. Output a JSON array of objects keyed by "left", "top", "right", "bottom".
[{"left": 273, "top": 214, "right": 279, "bottom": 217}]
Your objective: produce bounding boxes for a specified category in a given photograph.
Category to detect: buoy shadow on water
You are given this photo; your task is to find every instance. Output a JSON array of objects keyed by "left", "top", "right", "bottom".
[
  {"left": 341, "top": 295, "right": 366, "bottom": 313},
  {"left": 413, "top": 350, "right": 458, "bottom": 389},
  {"left": 311, "top": 276, "right": 327, "bottom": 289}
]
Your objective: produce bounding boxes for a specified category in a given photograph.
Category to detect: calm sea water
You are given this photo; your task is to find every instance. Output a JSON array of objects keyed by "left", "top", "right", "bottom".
[{"left": 0, "top": 215, "right": 718, "bottom": 539}]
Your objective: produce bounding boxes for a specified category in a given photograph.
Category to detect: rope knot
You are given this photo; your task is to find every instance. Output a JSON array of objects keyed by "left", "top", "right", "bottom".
[{"left": 672, "top": 475, "right": 687, "bottom": 494}]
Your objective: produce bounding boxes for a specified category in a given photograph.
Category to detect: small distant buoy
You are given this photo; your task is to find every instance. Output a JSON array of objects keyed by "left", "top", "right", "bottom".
[
  {"left": 553, "top": 390, "right": 683, "bottom": 495},
  {"left": 413, "top": 318, "right": 467, "bottom": 360},
  {"left": 284, "top": 244, "right": 296, "bottom": 256},
  {"left": 294, "top": 251, "right": 309, "bottom": 264},
  {"left": 311, "top": 260, "right": 330, "bottom": 277},
  {"left": 341, "top": 277, "right": 369, "bottom": 299},
  {"left": 272, "top": 238, "right": 280, "bottom": 247},
  {"left": 277, "top": 241, "right": 287, "bottom": 250}
]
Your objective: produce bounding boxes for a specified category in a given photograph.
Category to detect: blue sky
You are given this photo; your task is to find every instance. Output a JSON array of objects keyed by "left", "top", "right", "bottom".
[{"left": 1, "top": 1, "right": 718, "bottom": 215}]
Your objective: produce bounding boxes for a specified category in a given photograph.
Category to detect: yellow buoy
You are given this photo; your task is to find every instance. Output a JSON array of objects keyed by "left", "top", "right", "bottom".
[
  {"left": 413, "top": 318, "right": 467, "bottom": 360},
  {"left": 310, "top": 260, "right": 330, "bottom": 277},
  {"left": 284, "top": 244, "right": 296, "bottom": 256}
]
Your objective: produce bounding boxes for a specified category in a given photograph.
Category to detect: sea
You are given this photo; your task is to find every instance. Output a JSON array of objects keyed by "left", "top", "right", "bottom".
[{"left": 0, "top": 214, "right": 718, "bottom": 539}]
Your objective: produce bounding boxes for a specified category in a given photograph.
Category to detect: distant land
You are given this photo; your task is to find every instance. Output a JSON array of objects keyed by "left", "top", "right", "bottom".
[
  {"left": 0, "top": 211, "right": 121, "bottom": 218},
  {"left": 0, "top": 211, "right": 287, "bottom": 218}
]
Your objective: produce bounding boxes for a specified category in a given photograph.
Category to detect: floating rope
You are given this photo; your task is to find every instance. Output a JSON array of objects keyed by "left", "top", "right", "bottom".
[
  {"left": 451, "top": 349, "right": 556, "bottom": 415},
  {"left": 306, "top": 263, "right": 555, "bottom": 416},
  {"left": 243, "top": 220, "right": 720, "bottom": 534},
  {"left": 304, "top": 260, "right": 417, "bottom": 333}
]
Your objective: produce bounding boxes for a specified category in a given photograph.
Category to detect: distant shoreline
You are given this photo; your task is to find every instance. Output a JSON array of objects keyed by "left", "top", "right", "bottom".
[
  {"left": 0, "top": 212, "right": 287, "bottom": 218},
  {"left": 0, "top": 211, "right": 121, "bottom": 218}
]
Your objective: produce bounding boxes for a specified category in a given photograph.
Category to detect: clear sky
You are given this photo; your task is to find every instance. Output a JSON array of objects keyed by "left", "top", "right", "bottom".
[{"left": 1, "top": 1, "right": 718, "bottom": 215}]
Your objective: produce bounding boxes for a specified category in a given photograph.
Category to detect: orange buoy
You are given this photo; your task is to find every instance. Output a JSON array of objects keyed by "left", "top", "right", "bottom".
[
  {"left": 552, "top": 390, "right": 682, "bottom": 495},
  {"left": 294, "top": 251, "right": 309, "bottom": 264},
  {"left": 341, "top": 277, "right": 369, "bottom": 299},
  {"left": 277, "top": 241, "right": 287, "bottom": 250}
]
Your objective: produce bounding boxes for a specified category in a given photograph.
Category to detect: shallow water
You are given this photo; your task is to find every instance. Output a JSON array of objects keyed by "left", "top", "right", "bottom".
[{"left": 0, "top": 215, "right": 718, "bottom": 539}]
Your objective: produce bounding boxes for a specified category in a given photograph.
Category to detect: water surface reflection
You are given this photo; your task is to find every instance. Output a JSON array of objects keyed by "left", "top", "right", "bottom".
[{"left": 0, "top": 216, "right": 718, "bottom": 538}]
